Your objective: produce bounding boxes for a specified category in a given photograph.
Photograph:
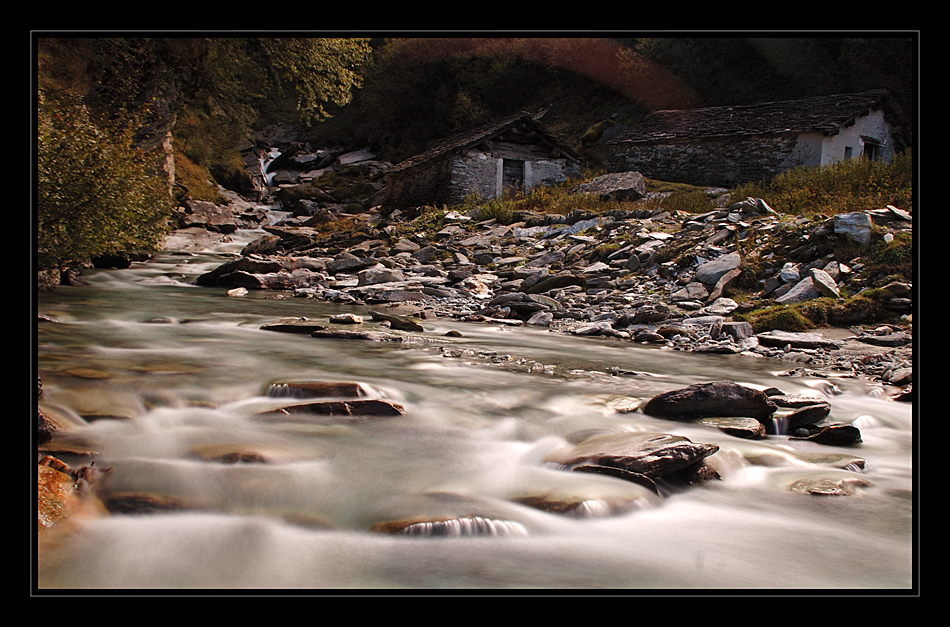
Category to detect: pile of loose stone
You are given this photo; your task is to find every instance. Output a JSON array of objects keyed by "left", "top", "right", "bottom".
[{"left": 189, "top": 187, "right": 913, "bottom": 397}]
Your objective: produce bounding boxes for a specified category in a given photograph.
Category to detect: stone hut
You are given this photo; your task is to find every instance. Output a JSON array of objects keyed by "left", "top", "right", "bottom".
[
  {"left": 604, "top": 90, "right": 909, "bottom": 187},
  {"left": 383, "top": 112, "right": 583, "bottom": 211}
]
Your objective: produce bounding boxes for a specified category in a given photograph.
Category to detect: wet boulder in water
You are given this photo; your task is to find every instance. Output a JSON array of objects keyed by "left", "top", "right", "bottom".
[
  {"left": 216, "top": 452, "right": 268, "bottom": 464},
  {"left": 100, "top": 493, "right": 190, "bottom": 514},
  {"left": 790, "top": 423, "right": 862, "bottom": 446},
  {"left": 693, "top": 416, "right": 767, "bottom": 439},
  {"left": 260, "top": 318, "right": 327, "bottom": 334},
  {"left": 572, "top": 464, "right": 660, "bottom": 495},
  {"left": 790, "top": 474, "right": 874, "bottom": 496},
  {"left": 272, "top": 399, "right": 405, "bottom": 417},
  {"left": 370, "top": 311, "right": 425, "bottom": 332},
  {"left": 547, "top": 431, "right": 720, "bottom": 482},
  {"left": 195, "top": 257, "right": 284, "bottom": 287},
  {"left": 642, "top": 380, "right": 777, "bottom": 421},
  {"left": 785, "top": 401, "right": 832, "bottom": 431},
  {"left": 310, "top": 329, "right": 406, "bottom": 342},
  {"left": 768, "top": 393, "right": 829, "bottom": 408}
]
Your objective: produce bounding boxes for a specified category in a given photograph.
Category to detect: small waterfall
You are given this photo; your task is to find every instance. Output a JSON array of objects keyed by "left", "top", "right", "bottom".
[
  {"left": 767, "top": 415, "right": 789, "bottom": 435},
  {"left": 400, "top": 517, "right": 529, "bottom": 538},
  {"left": 265, "top": 381, "right": 371, "bottom": 399},
  {"left": 260, "top": 148, "right": 282, "bottom": 189}
]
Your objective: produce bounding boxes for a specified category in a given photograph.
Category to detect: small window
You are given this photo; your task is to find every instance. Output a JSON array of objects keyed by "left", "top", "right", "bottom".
[
  {"left": 844, "top": 146, "right": 853, "bottom": 160},
  {"left": 863, "top": 140, "right": 882, "bottom": 160},
  {"left": 861, "top": 136, "right": 884, "bottom": 160}
]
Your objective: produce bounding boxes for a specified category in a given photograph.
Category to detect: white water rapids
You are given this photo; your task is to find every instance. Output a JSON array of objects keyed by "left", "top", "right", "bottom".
[{"left": 35, "top": 212, "right": 915, "bottom": 592}]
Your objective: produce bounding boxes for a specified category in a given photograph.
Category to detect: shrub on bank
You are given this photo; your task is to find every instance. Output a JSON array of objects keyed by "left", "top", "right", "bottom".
[
  {"left": 37, "top": 91, "right": 173, "bottom": 270},
  {"left": 730, "top": 152, "right": 913, "bottom": 217}
]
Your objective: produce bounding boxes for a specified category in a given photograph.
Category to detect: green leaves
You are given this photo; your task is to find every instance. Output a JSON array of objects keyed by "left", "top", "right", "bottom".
[{"left": 37, "top": 91, "right": 173, "bottom": 269}]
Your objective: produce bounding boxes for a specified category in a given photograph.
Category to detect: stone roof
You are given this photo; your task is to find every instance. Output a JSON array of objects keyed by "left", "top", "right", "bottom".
[
  {"left": 610, "top": 90, "right": 903, "bottom": 145},
  {"left": 390, "top": 111, "right": 581, "bottom": 174}
]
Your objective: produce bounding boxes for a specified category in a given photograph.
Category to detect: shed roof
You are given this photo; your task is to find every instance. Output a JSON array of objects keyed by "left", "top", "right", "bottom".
[
  {"left": 610, "top": 90, "right": 902, "bottom": 145},
  {"left": 390, "top": 111, "right": 582, "bottom": 174}
]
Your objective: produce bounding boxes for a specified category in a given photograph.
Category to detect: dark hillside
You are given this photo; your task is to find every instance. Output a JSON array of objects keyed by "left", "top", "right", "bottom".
[{"left": 310, "top": 36, "right": 915, "bottom": 166}]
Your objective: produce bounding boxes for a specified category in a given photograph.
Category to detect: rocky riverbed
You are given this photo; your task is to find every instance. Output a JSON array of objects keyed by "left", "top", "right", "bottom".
[
  {"left": 167, "top": 165, "right": 913, "bottom": 402},
  {"left": 37, "top": 147, "right": 915, "bottom": 549}
]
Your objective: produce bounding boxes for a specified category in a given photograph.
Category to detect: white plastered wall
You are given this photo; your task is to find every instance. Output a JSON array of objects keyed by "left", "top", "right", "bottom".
[{"left": 819, "top": 109, "right": 896, "bottom": 165}]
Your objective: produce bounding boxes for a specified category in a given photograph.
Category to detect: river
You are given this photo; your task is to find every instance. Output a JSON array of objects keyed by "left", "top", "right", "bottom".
[{"left": 35, "top": 213, "right": 915, "bottom": 592}]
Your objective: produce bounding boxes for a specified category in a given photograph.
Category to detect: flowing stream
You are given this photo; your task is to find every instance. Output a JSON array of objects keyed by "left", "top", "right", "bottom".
[{"left": 35, "top": 212, "right": 915, "bottom": 591}]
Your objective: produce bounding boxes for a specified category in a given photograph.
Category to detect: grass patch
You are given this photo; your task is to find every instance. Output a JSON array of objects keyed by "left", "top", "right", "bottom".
[
  {"left": 735, "top": 289, "right": 903, "bottom": 332},
  {"left": 457, "top": 172, "right": 721, "bottom": 224},
  {"left": 173, "top": 152, "right": 227, "bottom": 204},
  {"left": 637, "top": 189, "right": 718, "bottom": 215},
  {"left": 862, "top": 230, "right": 913, "bottom": 282},
  {"left": 736, "top": 306, "right": 814, "bottom": 333},
  {"left": 731, "top": 152, "right": 913, "bottom": 217}
]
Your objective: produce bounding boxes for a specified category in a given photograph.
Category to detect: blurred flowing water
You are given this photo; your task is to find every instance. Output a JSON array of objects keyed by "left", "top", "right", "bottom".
[{"left": 35, "top": 221, "right": 915, "bottom": 591}]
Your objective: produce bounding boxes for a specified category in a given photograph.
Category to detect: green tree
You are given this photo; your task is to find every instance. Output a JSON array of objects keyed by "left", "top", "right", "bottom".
[
  {"left": 37, "top": 37, "right": 373, "bottom": 185},
  {"left": 37, "top": 90, "right": 173, "bottom": 270},
  {"left": 36, "top": 37, "right": 373, "bottom": 272}
]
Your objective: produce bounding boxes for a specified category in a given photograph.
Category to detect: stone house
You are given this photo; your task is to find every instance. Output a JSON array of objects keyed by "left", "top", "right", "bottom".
[
  {"left": 604, "top": 90, "right": 909, "bottom": 187},
  {"left": 383, "top": 112, "right": 583, "bottom": 211}
]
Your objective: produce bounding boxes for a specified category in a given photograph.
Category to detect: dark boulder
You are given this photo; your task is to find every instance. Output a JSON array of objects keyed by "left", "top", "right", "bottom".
[
  {"left": 547, "top": 431, "right": 719, "bottom": 481},
  {"left": 269, "top": 399, "right": 405, "bottom": 417},
  {"left": 642, "top": 380, "right": 776, "bottom": 421},
  {"left": 790, "top": 423, "right": 863, "bottom": 446},
  {"left": 260, "top": 320, "right": 328, "bottom": 334},
  {"left": 694, "top": 416, "right": 767, "bottom": 439},
  {"left": 785, "top": 401, "right": 832, "bottom": 431},
  {"left": 196, "top": 257, "right": 284, "bottom": 287}
]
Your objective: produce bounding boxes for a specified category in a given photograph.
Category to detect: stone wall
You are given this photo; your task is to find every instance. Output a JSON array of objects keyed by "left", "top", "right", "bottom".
[
  {"left": 385, "top": 158, "right": 456, "bottom": 210},
  {"left": 527, "top": 157, "right": 579, "bottom": 188},
  {"left": 449, "top": 150, "right": 499, "bottom": 204},
  {"left": 606, "top": 134, "right": 803, "bottom": 187}
]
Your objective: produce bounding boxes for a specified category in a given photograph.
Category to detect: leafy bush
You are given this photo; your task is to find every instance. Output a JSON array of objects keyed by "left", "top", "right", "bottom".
[{"left": 37, "top": 91, "right": 173, "bottom": 270}]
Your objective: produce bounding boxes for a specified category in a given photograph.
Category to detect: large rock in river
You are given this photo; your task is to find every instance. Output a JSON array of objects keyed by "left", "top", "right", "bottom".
[
  {"left": 642, "top": 380, "right": 777, "bottom": 421},
  {"left": 547, "top": 431, "right": 719, "bottom": 481}
]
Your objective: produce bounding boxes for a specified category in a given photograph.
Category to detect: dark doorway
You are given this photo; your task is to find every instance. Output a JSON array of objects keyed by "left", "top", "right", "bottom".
[{"left": 502, "top": 159, "right": 525, "bottom": 195}]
